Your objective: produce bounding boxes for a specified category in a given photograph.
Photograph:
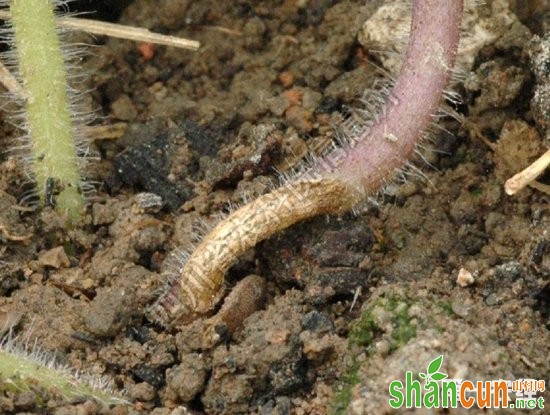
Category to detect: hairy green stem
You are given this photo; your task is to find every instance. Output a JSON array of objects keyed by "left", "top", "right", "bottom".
[
  {"left": 10, "top": 0, "right": 84, "bottom": 220},
  {"left": 0, "top": 346, "right": 126, "bottom": 405}
]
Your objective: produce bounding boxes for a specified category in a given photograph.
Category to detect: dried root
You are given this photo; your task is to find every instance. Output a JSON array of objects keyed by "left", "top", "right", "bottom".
[{"left": 505, "top": 148, "right": 550, "bottom": 195}]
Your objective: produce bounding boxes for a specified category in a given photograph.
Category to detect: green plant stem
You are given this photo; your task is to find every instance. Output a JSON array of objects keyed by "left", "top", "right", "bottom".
[
  {"left": 10, "top": 0, "right": 84, "bottom": 220},
  {"left": 0, "top": 349, "right": 126, "bottom": 405}
]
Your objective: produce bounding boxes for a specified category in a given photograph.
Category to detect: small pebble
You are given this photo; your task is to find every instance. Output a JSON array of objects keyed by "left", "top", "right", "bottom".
[
  {"left": 451, "top": 299, "right": 471, "bottom": 318},
  {"left": 282, "top": 89, "right": 303, "bottom": 105},
  {"left": 38, "top": 247, "right": 70, "bottom": 269},
  {"left": 166, "top": 354, "right": 207, "bottom": 402},
  {"left": 111, "top": 94, "right": 138, "bottom": 121},
  {"left": 267, "top": 94, "right": 291, "bottom": 117},
  {"left": 301, "top": 311, "right": 334, "bottom": 333},
  {"left": 84, "top": 288, "right": 133, "bottom": 337},
  {"left": 138, "top": 42, "right": 155, "bottom": 61},
  {"left": 278, "top": 71, "right": 295, "bottom": 87},
  {"left": 456, "top": 268, "right": 475, "bottom": 287},
  {"left": 134, "top": 192, "right": 164, "bottom": 213},
  {"left": 81, "top": 278, "right": 95, "bottom": 290},
  {"left": 301, "top": 89, "right": 322, "bottom": 111},
  {"left": 92, "top": 200, "right": 119, "bottom": 226},
  {"left": 495, "top": 261, "right": 522, "bottom": 280},
  {"left": 130, "top": 382, "right": 156, "bottom": 402},
  {"left": 375, "top": 339, "right": 391, "bottom": 357},
  {"left": 484, "top": 293, "right": 500, "bottom": 306}
]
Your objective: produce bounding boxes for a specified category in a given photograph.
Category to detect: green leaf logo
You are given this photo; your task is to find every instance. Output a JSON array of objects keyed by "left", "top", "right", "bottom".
[
  {"left": 431, "top": 372, "right": 447, "bottom": 381},
  {"left": 420, "top": 355, "right": 448, "bottom": 384},
  {"left": 428, "top": 355, "right": 443, "bottom": 374}
]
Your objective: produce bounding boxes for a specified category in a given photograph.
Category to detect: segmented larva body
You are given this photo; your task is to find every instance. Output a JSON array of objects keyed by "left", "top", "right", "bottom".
[
  {"left": 153, "top": 179, "right": 357, "bottom": 324},
  {"left": 150, "top": 0, "right": 464, "bottom": 326}
]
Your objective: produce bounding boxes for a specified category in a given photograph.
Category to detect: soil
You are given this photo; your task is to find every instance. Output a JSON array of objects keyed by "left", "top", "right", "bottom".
[{"left": 0, "top": 0, "right": 548, "bottom": 414}]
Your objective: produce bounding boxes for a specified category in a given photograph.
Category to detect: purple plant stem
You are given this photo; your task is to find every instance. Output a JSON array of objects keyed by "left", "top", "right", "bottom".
[
  {"left": 321, "top": 0, "right": 463, "bottom": 193},
  {"left": 150, "top": 0, "right": 464, "bottom": 326}
]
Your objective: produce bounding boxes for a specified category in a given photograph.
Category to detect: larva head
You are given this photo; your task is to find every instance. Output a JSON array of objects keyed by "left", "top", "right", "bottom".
[{"left": 147, "top": 270, "right": 226, "bottom": 327}]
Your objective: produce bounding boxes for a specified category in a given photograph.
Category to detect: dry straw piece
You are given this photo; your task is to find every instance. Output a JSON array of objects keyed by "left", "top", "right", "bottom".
[
  {"left": 505, "top": 148, "right": 550, "bottom": 195},
  {"left": 0, "top": 10, "right": 200, "bottom": 50}
]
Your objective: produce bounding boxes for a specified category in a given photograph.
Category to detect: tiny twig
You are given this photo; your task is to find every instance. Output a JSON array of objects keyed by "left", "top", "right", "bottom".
[
  {"left": 467, "top": 121, "right": 549, "bottom": 195},
  {"left": 0, "top": 60, "right": 26, "bottom": 98},
  {"left": 527, "top": 181, "right": 550, "bottom": 194},
  {"left": 0, "top": 223, "right": 32, "bottom": 242},
  {"left": 0, "top": 10, "right": 200, "bottom": 51},
  {"left": 10, "top": 205, "right": 36, "bottom": 213},
  {"left": 505, "top": 148, "right": 550, "bottom": 195},
  {"left": 80, "top": 123, "right": 128, "bottom": 140},
  {"left": 467, "top": 120, "right": 496, "bottom": 151}
]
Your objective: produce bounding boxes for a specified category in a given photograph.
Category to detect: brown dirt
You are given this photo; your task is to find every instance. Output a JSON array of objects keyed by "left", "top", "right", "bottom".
[{"left": 0, "top": 0, "right": 548, "bottom": 414}]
